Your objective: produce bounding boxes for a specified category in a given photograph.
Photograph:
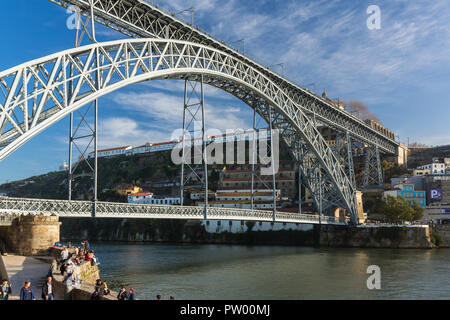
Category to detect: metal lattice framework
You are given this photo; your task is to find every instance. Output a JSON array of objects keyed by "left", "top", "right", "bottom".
[
  {"left": 0, "top": 197, "right": 346, "bottom": 225},
  {"left": 363, "top": 146, "right": 384, "bottom": 188},
  {"left": 0, "top": 38, "right": 359, "bottom": 223},
  {"left": 49, "top": 0, "right": 398, "bottom": 154}
]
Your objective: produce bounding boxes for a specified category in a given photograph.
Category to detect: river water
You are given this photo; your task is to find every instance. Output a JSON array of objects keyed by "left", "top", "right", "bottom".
[{"left": 90, "top": 242, "right": 450, "bottom": 300}]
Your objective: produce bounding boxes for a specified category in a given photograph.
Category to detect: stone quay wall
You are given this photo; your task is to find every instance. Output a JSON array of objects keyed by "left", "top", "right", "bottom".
[
  {"left": 316, "top": 225, "right": 434, "bottom": 248},
  {"left": 0, "top": 216, "right": 61, "bottom": 256},
  {"left": 44, "top": 247, "right": 118, "bottom": 300}
]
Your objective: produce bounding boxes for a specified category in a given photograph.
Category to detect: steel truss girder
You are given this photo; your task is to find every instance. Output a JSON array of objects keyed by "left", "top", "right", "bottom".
[
  {"left": 0, "top": 38, "right": 357, "bottom": 223},
  {"left": 48, "top": 0, "right": 398, "bottom": 154},
  {"left": 334, "top": 131, "right": 356, "bottom": 189},
  {"left": 363, "top": 146, "right": 383, "bottom": 188},
  {"left": 180, "top": 77, "right": 208, "bottom": 219},
  {"left": 0, "top": 197, "right": 346, "bottom": 225},
  {"left": 250, "top": 109, "right": 276, "bottom": 214}
]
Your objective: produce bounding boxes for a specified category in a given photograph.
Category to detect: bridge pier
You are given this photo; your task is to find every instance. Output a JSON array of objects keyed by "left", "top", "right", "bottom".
[
  {"left": 0, "top": 216, "right": 61, "bottom": 256},
  {"left": 313, "top": 224, "right": 321, "bottom": 247}
]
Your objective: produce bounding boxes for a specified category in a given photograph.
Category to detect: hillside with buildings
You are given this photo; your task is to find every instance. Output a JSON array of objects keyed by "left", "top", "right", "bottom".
[{"left": 408, "top": 145, "right": 450, "bottom": 168}]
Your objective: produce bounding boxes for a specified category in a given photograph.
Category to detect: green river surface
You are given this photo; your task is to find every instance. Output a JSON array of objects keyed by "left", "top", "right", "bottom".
[{"left": 90, "top": 243, "right": 450, "bottom": 300}]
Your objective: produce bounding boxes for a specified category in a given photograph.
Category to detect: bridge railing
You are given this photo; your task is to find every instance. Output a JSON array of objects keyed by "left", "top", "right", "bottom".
[
  {"left": 0, "top": 197, "right": 348, "bottom": 225},
  {"left": 0, "top": 197, "right": 93, "bottom": 216}
]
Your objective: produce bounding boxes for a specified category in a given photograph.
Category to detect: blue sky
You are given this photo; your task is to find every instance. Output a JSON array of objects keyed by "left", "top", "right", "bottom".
[{"left": 0, "top": 0, "right": 449, "bottom": 183}]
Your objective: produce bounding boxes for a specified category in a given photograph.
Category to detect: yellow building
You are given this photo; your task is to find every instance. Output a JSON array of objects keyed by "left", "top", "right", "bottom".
[
  {"left": 413, "top": 169, "right": 431, "bottom": 176},
  {"left": 116, "top": 185, "right": 143, "bottom": 196}
]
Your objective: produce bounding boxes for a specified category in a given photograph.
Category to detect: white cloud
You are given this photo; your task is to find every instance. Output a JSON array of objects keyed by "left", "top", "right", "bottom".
[
  {"left": 110, "top": 90, "right": 253, "bottom": 141},
  {"left": 142, "top": 80, "right": 234, "bottom": 101}
]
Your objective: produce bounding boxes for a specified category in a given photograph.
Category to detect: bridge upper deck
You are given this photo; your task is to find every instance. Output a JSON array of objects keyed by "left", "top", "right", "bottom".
[{"left": 49, "top": 0, "right": 399, "bottom": 154}]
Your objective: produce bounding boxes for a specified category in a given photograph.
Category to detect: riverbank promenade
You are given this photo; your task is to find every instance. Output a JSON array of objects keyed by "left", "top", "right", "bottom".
[{"left": 2, "top": 255, "right": 50, "bottom": 300}]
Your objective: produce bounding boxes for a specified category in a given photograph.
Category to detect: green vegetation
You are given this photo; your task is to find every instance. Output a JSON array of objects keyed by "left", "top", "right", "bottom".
[
  {"left": 382, "top": 160, "right": 409, "bottom": 182},
  {"left": 430, "top": 230, "right": 444, "bottom": 247},
  {"left": 380, "top": 195, "right": 424, "bottom": 223},
  {"left": 0, "top": 150, "right": 223, "bottom": 201}
]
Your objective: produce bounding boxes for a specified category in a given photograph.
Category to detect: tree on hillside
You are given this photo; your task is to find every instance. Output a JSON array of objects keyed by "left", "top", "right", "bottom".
[
  {"left": 346, "top": 100, "right": 381, "bottom": 123},
  {"left": 411, "top": 200, "right": 425, "bottom": 221},
  {"left": 409, "top": 142, "right": 429, "bottom": 148},
  {"left": 380, "top": 196, "right": 419, "bottom": 223},
  {"left": 382, "top": 160, "right": 409, "bottom": 181}
]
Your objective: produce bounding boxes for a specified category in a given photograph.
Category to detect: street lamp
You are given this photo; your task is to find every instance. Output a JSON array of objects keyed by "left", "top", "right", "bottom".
[
  {"left": 174, "top": 7, "right": 194, "bottom": 26},
  {"left": 306, "top": 82, "right": 316, "bottom": 93},
  {"left": 269, "top": 63, "right": 285, "bottom": 77},
  {"left": 230, "top": 39, "right": 245, "bottom": 55}
]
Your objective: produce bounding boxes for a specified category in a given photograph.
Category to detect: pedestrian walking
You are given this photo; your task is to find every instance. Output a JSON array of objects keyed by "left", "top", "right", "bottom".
[
  {"left": 1, "top": 280, "right": 12, "bottom": 300},
  {"left": 19, "top": 281, "right": 35, "bottom": 300},
  {"left": 41, "top": 277, "right": 54, "bottom": 300}
]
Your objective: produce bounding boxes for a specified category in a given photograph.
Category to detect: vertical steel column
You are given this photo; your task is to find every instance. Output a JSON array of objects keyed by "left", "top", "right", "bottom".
[
  {"left": 269, "top": 107, "right": 276, "bottom": 221},
  {"left": 297, "top": 138, "right": 303, "bottom": 215},
  {"left": 318, "top": 165, "right": 322, "bottom": 225},
  {"left": 363, "top": 145, "right": 383, "bottom": 188},
  {"left": 345, "top": 131, "right": 356, "bottom": 189},
  {"left": 68, "top": 13, "right": 79, "bottom": 201},
  {"left": 180, "top": 81, "right": 188, "bottom": 206},
  {"left": 201, "top": 75, "right": 208, "bottom": 220},
  {"left": 68, "top": 1, "right": 99, "bottom": 204},
  {"left": 298, "top": 161, "right": 302, "bottom": 214},
  {"left": 68, "top": 113, "right": 73, "bottom": 200},
  {"left": 92, "top": 0, "right": 99, "bottom": 204},
  {"left": 250, "top": 109, "right": 257, "bottom": 210},
  {"left": 179, "top": 77, "right": 208, "bottom": 219}
]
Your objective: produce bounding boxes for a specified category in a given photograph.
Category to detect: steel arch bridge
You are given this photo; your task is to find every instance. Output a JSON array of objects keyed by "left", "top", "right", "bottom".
[
  {"left": 0, "top": 0, "right": 399, "bottom": 226},
  {"left": 0, "top": 38, "right": 358, "bottom": 222},
  {"left": 0, "top": 197, "right": 346, "bottom": 225}
]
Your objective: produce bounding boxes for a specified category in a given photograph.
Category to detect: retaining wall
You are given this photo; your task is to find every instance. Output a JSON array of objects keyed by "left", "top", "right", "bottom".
[
  {"left": 0, "top": 216, "right": 61, "bottom": 256},
  {"left": 316, "top": 225, "right": 434, "bottom": 248}
]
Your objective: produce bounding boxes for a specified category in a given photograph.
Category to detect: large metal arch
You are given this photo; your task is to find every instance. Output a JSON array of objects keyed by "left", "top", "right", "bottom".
[
  {"left": 202, "top": 77, "right": 346, "bottom": 214},
  {"left": 0, "top": 38, "right": 357, "bottom": 224},
  {"left": 49, "top": 0, "right": 398, "bottom": 155}
]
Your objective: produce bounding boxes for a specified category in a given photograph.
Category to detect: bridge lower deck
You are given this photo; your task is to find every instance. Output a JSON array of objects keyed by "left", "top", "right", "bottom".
[{"left": 0, "top": 198, "right": 347, "bottom": 226}]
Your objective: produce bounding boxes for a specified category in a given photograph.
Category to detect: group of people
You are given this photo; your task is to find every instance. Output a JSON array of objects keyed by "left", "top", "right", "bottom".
[
  {"left": 115, "top": 286, "right": 137, "bottom": 300},
  {"left": 1, "top": 240, "right": 143, "bottom": 301},
  {"left": 57, "top": 240, "right": 138, "bottom": 300},
  {"left": 0, "top": 278, "right": 55, "bottom": 301},
  {"left": 58, "top": 241, "right": 100, "bottom": 267}
]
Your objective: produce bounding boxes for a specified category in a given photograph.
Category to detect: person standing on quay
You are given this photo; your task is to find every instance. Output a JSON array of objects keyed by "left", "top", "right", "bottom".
[
  {"left": 20, "top": 281, "right": 35, "bottom": 300},
  {"left": 1, "top": 280, "right": 12, "bottom": 300},
  {"left": 41, "top": 277, "right": 54, "bottom": 300},
  {"left": 117, "top": 286, "right": 128, "bottom": 300},
  {"left": 47, "top": 259, "right": 58, "bottom": 278},
  {"left": 60, "top": 246, "right": 69, "bottom": 263},
  {"left": 83, "top": 240, "right": 90, "bottom": 251},
  {"left": 63, "top": 262, "right": 75, "bottom": 300},
  {"left": 128, "top": 288, "right": 136, "bottom": 300},
  {"left": 84, "top": 250, "right": 91, "bottom": 263},
  {"left": 91, "top": 279, "right": 106, "bottom": 300}
]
